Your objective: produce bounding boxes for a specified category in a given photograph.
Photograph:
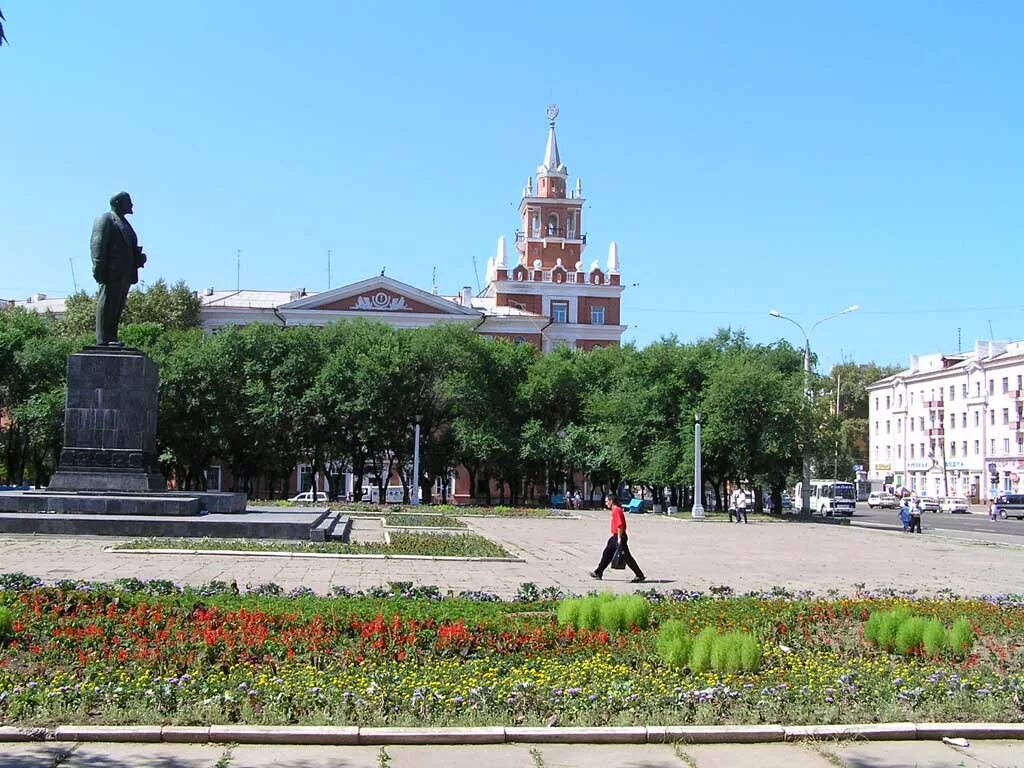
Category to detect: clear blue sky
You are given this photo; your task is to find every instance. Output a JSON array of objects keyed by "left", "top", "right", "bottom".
[{"left": 2, "top": 1, "right": 1022, "bottom": 370}]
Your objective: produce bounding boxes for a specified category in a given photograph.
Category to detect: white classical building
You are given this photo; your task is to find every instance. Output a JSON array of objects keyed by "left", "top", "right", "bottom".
[{"left": 868, "top": 340, "right": 1024, "bottom": 502}]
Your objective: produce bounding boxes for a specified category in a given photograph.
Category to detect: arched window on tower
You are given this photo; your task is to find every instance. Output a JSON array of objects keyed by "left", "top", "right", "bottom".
[
  {"left": 531, "top": 212, "right": 540, "bottom": 238},
  {"left": 567, "top": 212, "right": 576, "bottom": 239},
  {"left": 547, "top": 213, "right": 558, "bottom": 236}
]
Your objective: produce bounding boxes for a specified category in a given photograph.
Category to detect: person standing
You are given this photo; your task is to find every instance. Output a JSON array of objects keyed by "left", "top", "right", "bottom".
[
  {"left": 590, "top": 493, "right": 645, "bottom": 583},
  {"left": 732, "top": 485, "right": 749, "bottom": 524},
  {"left": 990, "top": 498, "right": 999, "bottom": 521},
  {"left": 908, "top": 495, "right": 923, "bottom": 534}
]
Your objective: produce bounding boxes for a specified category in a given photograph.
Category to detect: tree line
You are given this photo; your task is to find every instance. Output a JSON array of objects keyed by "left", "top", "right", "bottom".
[{"left": 1, "top": 282, "right": 891, "bottom": 508}]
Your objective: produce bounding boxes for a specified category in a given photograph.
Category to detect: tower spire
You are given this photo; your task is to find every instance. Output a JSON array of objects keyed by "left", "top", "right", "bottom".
[{"left": 539, "top": 104, "right": 566, "bottom": 174}]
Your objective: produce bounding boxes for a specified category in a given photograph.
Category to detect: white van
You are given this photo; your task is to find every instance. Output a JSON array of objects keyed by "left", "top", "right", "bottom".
[{"left": 795, "top": 479, "right": 857, "bottom": 516}]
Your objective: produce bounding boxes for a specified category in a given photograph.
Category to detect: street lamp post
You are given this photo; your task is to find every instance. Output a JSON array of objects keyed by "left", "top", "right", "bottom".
[
  {"left": 692, "top": 411, "right": 705, "bottom": 519},
  {"left": 411, "top": 414, "right": 422, "bottom": 506},
  {"left": 769, "top": 305, "right": 859, "bottom": 516}
]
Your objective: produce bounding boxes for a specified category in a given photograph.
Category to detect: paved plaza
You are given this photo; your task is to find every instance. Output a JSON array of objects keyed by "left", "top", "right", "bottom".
[{"left": 2, "top": 509, "right": 1023, "bottom": 597}]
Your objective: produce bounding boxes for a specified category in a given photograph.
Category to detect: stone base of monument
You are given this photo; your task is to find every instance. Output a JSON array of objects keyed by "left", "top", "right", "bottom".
[
  {"left": 0, "top": 489, "right": 247, "bottom": 516},
  {"left": 0, "top": 505, "right": 337, "bottom": 541}
]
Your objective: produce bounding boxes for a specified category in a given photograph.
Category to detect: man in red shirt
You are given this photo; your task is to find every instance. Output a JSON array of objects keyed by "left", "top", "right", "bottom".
[{"left": 590, "top": 493, "right": 646, "bottom": 583}]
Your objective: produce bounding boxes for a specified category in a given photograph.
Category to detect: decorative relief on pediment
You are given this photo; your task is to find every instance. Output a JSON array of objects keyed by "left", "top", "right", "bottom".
[{"left": 351, "top": 292, "right": 412, "bottom": 312}]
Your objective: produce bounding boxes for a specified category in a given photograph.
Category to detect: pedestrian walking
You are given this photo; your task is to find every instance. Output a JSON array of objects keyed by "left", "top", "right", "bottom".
[
  {"left": 908, "top": 495, "right": 923, "bottom": 534},
  {"left": 899, "top": 499, "right": 911, "bottom": 532},
  {"left": 990, "top": 498, "right": 999, "bottom": 521},
  {"left": 590, "top": 493, "right": 646, "bottom": 583}
]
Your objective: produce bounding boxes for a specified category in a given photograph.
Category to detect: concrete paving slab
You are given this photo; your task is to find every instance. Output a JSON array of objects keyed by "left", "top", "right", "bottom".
[
  {"left": 0, "top": 742, "right": 226, "bottom": 768},
  {"left": 824, "top": 739, "right": 991, "bottom": 767},
  {"left": 959, "top": 740, "right": 1024, "bottom": 768},
  {"left": 509, "top": 743, "right": 684, "bottom": 768},
  {"left": 680, "top": 742, "right": 834, "bottom": 768},
  {"left": 229, "top": 744, "right": 384, "bottom": 768}
]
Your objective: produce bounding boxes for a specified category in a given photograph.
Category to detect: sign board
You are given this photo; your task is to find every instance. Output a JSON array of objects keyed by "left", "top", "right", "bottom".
[
  {"left": 853, "top": 464, "right": 864, "bottom": 471},
  {"left": 988, "top": 463, "right": 997, "bottom": 473}
]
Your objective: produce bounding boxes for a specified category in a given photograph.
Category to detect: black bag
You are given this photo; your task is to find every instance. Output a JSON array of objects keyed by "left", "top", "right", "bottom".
[{"left": 610, "top": 546, "right": 626, "bottom": 569}]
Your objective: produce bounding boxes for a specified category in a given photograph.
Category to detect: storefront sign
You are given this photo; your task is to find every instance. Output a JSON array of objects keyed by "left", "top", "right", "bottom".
[
  {"left": 874, "top": 464, "right": 891, "bottom": 471},
  {"left": 907, "top": 460, "right": 931, "bottom": 471}
]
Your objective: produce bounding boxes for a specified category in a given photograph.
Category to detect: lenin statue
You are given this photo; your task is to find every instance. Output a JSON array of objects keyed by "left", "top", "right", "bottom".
[{"left": 91, "top": 191, "right": 147, "bottom": 346}]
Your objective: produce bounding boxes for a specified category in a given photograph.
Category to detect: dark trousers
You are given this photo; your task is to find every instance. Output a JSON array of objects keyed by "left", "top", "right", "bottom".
[
  {"left": 734, "top": 507, "right": 748, "bottom": 523},
  {"left": 909, "top": 515, "right": 922, "bottom": 533},
  {"left": 96, "top": 279, "right": 131, "bottom": 344},
  {"left": 595, "top": 533, "right": 643, "bottom": 578}
]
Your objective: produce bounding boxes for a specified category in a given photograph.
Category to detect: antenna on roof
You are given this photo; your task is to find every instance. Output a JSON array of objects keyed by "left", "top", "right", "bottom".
[
  {"left": 236, "top": 249, "right": 241, "bottom": 292},
  {"left": 471, "top": 254, "right": 481, "bottom": 293},
  {"left": 431, "top": 266, "right": 438, "bottom": 295},
  {"left": 957, "top": 327, "right": 962, "bottom": 353},
  {"left": 988, "top": 320, "right": 995, "bottom": 341},
  {"left": 327, "top": 249, "right": 332, "bottom": 290},
  {"left": 69, "top": 257, "right": 78, "bottom": 293}
]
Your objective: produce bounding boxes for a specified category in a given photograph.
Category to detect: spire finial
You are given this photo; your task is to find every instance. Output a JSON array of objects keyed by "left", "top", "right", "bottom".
[{"left": 546, "top": 103, "right": 559, "bottom": 126}]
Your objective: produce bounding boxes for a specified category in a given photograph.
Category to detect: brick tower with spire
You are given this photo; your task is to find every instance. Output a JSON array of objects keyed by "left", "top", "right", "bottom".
[{"left": 482, "top": 105, "right": 625, "bottom": 351}]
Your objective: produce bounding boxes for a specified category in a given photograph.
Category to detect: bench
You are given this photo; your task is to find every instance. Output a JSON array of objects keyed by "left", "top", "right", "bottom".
[{"left": 626, "top": 498, "right": 645, "bottom": 514}]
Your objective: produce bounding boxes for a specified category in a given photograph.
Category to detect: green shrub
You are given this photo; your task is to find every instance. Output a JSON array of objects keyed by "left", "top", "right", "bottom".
[
  {"left": 866, "top": 608, "right": 912, "bottom": 651},
  {"left": 556, "top": 598, "right": 581, "bottom": 628},
  {"left": 577, "top": 597, "right": 602, "bottom": 630},
  {"left": 622, "top": 595, "right": 651, "bottom": 630},
  {"left": 894, "top": 616, "right": 926, "bottom": 655},
  {"left": 711, "top": 633, "right": 744, "bottom": 673},
  {"left": 0, "top": 606, "right": 12, "bottom": 643},
  {"left": 948, "top": 618, "right": 975, "bottom": 657},
  {"left": 922, "top": 619, "right": 948, "bottom": 657},
  {"left": 599, "top": 600, "right": 626, "bottom": 632},
  {"left": 689, "top": 627, "right": 717, "bottom": 673},
  {"left": 739, "top": 633, "right": 763, "bottom": 671},
  {"left": 656, "top": 620, "right": 691, "bottom": 668}
]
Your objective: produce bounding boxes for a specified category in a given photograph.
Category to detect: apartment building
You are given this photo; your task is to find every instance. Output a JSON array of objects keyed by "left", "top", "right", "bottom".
[{"left": 867, "top": 340, "right": 1024, "bottom": 502}]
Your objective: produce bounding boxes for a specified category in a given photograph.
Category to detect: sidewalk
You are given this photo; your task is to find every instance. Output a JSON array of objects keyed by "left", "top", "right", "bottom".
[{"left": 1, "top": 739, "right": 1022, "bottom": 767}]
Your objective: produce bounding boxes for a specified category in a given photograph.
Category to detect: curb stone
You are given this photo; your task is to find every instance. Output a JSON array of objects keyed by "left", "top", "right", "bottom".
[
  {"left": 784, "top": 723, "right": 916, "bottom": 741},
  {"left": 161, "top": 726, "right": 211, "bottom": 743},
  {"left": 53, "top": 725, "right": 162, "bottom": 743},
  {"left": 106, "top": 546, "right": 523, "bottom": 563},
  {"left": 915, "top": 722, "right": 1024, "bottom": 740},
  {"left": 208, "top": 725, "right": 359, "bottom": 745},
  {"left": 505, "top": 726, "right": 647, "bottom": 744},
  {"left": 358, "top": 727, "right": 505, "bottom": 745},
  {"left": 0, "top": 726, "right": 48, "bottom": 742},
  {"left": 650, "top": 725, "right": 786, "bottom": 744},
  {"left": 5, "top": 723, "right": 1024, "bottom": 745}
]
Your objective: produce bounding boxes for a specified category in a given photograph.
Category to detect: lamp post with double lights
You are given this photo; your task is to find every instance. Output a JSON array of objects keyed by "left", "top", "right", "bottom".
[
  {"left": 769, "top": 305, "right": 859, "bottom": 516},
  {"left": 692, "top": 411, "right": 705, "bottom": 519}
]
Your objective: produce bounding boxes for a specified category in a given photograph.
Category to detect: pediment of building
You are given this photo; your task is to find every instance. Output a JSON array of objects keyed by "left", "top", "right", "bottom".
[{"left": 281, "top": 275, "right": 479, "bottom": 316}]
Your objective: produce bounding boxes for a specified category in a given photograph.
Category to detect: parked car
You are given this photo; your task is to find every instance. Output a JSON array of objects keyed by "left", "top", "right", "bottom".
[
  {"left": 940, "top": 496, "right": 969, "bottom": 514},
  {"left": 918, "top": 496, "right": 941, "bottom": 513},
  {"left": 995, "top": 493, "right": 1024, "bottom": 520},
  {"left": 289, "top": 490, "right": 324, "bottom": 502},
  {"left": 868, "top": 492, "right": 898, "bottom": 509}
]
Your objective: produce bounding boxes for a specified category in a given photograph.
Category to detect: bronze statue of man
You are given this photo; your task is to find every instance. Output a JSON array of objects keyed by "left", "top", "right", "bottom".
[{"left": 91, "top": 191, "right": 147, "bottom": 346}]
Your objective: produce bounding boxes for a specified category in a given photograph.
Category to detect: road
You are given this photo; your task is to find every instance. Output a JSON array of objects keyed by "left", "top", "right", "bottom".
[{"left": 847, "top": 502, "right": 1024, "bottom": 542}]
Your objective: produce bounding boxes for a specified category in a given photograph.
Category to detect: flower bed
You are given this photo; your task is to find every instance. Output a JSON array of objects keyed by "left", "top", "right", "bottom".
[
  {"left": 111, "top": 533, "right": 511, "bottom": 559},
  {"left": 1, "top": 576, "right": 1022, "bottom": 728},
  {"left": 259, "top": 500, "right": 565, "bottom": 517}
]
